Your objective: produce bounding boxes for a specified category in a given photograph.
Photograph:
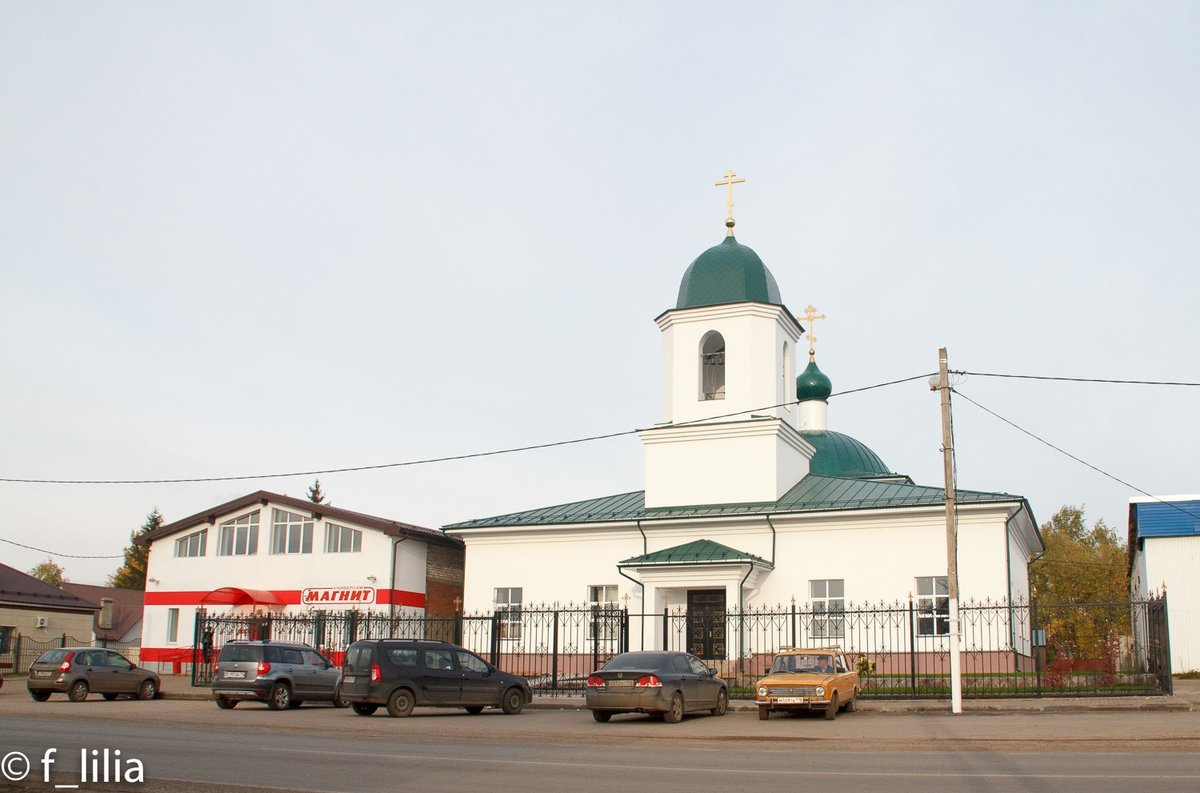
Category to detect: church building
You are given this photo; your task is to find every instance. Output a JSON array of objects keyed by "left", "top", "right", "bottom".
[{"left": 445, "top": 177, "right": 1041, "bottom": 659}]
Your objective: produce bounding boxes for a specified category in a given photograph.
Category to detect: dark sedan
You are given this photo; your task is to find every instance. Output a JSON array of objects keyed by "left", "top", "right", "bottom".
[
  {"left": 27, "top": 647, "right": 160, "bottom": 702},
  {"left": 585, "top": 651, "right": 728, "bottom": 723}
]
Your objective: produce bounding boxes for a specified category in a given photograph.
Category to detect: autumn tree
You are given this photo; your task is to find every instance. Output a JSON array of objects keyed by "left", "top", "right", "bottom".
[
  {"left": 29, "top": 558, "right": 67, "bottom": 587},
  {"left": 1030, "top": 506, "right": 1129, "bottom": 664},
  {"left": 307, "top": 479, "right": 326, "bottom": 504},
  {"left": 108, "top": 508, "right": 162, "bottom": 590}
]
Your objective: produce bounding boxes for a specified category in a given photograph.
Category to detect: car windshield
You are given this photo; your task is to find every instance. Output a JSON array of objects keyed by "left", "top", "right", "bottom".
[
  {"left": 603, "top": 653, "right": 667, "bottom": 671},
  {"left": 770, "top": 654, "right": 834, "bottom": 673}
]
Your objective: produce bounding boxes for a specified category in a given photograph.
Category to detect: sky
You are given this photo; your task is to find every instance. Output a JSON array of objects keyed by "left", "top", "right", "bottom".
[{"left": 2, "top": 1, "right": 1197, "bottom": 586}]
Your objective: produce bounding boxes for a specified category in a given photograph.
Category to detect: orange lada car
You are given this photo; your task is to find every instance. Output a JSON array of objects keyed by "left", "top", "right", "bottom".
[{"left": 754, "top": 647, "right": 859, "bottom": 720}]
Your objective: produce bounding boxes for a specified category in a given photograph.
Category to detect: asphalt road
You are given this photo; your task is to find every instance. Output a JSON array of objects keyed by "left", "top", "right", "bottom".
[{"left": 2, "top": 691, "right": 1199, "bottom": 793}]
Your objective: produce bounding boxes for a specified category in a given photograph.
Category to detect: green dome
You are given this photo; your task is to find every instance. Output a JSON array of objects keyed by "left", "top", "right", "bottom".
[
  {"left": 800, "top": 430, "right": 893, "bottom": 478},
  {"left": 676, "top": 236, "right": 783, "bottom": 309},
  {"left": 796, "top": 359, "right": 832, "bottom": 402}
]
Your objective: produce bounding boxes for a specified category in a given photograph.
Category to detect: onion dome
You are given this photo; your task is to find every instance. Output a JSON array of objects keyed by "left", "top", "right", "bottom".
[
  {"left": 676, "top": 236, "right": 783, "bottom": 309},
  {"left": 796, "top": 359, "right": 832, "bottom": 403}
]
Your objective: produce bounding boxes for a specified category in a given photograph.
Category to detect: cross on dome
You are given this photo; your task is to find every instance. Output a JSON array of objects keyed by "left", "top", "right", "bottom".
[
  {"left": 800, "top": 304, "right": 827, "bottom": 360},
  {"left": 714, "top": 170, "right": 746, "bottom": 236}
]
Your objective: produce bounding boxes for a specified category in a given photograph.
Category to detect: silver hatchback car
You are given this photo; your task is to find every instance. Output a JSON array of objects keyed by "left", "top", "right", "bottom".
[{"left": 212, "top": 641, "right": 346, "bottom": 710}]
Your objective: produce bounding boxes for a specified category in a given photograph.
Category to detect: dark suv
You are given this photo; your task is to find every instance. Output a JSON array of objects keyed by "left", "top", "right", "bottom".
[
  {"left": 341, "top": 639, "right": 531, "bottom": 717},
  {"left": 212, "top": 641, "right": 347, "bottom": 710}
]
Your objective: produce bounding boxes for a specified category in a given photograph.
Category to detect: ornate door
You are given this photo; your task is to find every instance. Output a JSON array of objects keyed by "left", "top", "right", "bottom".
[{"left": 686, "top": 590, "right": 727, "bottom": 660}]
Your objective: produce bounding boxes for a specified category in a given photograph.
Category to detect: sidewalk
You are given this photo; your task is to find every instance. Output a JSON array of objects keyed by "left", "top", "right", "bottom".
[{"left": 157, "top": 674, "right": 1199, "bottom": 713}]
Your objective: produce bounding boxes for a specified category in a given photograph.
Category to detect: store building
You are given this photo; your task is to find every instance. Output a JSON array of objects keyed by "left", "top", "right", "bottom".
[{"left": 137, "top": 491, "right": 463, "bottom": 669}]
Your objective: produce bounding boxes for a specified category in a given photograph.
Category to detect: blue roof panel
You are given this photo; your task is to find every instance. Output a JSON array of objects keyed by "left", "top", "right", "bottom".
[{"left": 1133, "top": 500, "right": 1200, "bottom": 538}]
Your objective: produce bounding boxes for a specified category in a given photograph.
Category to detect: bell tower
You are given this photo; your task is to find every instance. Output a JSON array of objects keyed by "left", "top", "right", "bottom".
[{"left": 639, "top": 174, "right": 814, "bottom": 508}]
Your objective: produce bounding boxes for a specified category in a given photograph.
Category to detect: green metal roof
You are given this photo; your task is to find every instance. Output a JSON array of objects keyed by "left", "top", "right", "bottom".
[
  {"left": 444, "top": 474, "right": 1025, "bottom": 530},
  {"left": 619, "top": 539, "right": 771, "bottom": 568},
  {"left": 676, "top": 236, "right": 783, "bottom": 309},
  {"left": 800, "top": 430, "right": 893, "bottom": 478}
]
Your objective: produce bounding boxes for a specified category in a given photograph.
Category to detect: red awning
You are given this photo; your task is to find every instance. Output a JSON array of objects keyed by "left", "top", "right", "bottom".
[{"left": 199, "top": 587, "right": 285, "bottom": 607}]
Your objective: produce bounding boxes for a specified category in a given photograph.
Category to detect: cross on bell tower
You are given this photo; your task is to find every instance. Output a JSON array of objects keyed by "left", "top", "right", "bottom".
[{"left": 714, "top": 170, "right": 746, "bottom": 236}]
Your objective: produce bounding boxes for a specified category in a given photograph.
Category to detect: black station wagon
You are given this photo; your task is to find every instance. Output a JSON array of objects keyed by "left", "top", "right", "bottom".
[{"left": 340, "top": 639, "right": 531, "bottom": 717}]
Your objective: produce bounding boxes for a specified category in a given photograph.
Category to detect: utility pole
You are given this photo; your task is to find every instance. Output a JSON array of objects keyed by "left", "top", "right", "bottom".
[{"left": 934, "top": 347, "right": 963, "bottom": 714}]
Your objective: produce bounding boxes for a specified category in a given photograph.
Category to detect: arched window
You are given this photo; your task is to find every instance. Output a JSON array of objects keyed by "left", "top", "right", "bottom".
[
  {"left": 782, "top": 341, "right": 791, "bottom": 405},
  {"left": 700, "top": 331, "right": 726, "bottom": 400}
]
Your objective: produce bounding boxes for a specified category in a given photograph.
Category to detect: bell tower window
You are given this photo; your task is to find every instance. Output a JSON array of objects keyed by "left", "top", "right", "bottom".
[{"left": 700, "top": 331, "right": 726, "bottom": 400}]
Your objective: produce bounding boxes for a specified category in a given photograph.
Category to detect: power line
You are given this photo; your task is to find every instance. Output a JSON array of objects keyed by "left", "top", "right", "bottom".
[
  {"left": 0, "top": 373, "right": 930, "bottom": 486},
  {"left": 953, "top": 388, "right": 1200, "bottom": 523},
  {"left": 963, "top": 372, "right": 1200, "bottom": 387},
  {"left": 0, "top": 536, "right": 123, "bottom": 559}
]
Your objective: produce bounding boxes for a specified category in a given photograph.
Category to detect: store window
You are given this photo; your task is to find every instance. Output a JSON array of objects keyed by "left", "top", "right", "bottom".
[
  {"left": 271, "top": 509, "right": 313, "bottom": 555},
  {"left": 218, "top": 512, "right": 259, "bottom": 556},
  {"left": 324, "top": 523, "right": 362, "bottom": 553},
  {"left": 174, "top": 529, "right": 207, "bottom": 558}
]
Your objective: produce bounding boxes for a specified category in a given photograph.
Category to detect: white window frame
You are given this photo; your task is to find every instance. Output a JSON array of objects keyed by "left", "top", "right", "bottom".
[
  {"left": 271, "top": 509, "right": 313, "bottom": 555},
  {"left": 916, "top": 575, "right": 950, "bottom": 636},
  {"left": 174, "top": 529, "right": 207, "bottom": 558},
  {"left": 166, "top": 608, "right": 179, "bottom": 644},
  {"left": 494, "top": 587, "right": 522, "bottom": 641},
  {"left": 588, "top": 585, "right": 619, "bottom": 641},
  {"left": 324, "top": 522, "right": 362, "bottom": 554},
  {"left": 809, "top": 579, "right": 845, "bottom": 640},
  {"left": 218, "top": 511, "right": 259, "bottom": 556}
]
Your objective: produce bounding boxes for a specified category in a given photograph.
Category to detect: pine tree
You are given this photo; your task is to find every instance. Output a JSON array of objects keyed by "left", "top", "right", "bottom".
[
  {"left": 29, "top": 558, "right": 67, "bottom": 587},
  {"left": 307, "top": 479, "right": 327, "bottom": 504},
  {"left": 108, "top": 508, "right": 163, "bottom": 590}
]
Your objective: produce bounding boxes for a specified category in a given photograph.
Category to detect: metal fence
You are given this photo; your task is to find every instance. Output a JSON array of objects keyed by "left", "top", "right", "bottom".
[
  {"left": 190, "top": 594, "right": 1171, "bottom": 698},
  {"left": 0, "top": 633, "right": 142, "bottom": 675}
]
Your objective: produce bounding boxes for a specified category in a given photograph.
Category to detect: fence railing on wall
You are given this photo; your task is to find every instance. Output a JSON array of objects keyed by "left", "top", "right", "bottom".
[{"left": 188, "top": 594, "right": 1171, "bottom": 698}]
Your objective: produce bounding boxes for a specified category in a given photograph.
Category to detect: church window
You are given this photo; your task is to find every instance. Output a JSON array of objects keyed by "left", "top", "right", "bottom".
[
  {"left": 809, "top": 579, "right": 845, "bottom": 639},
  {"left": 218, "top": 512, "right": 259, "bottom": 556},
  {"left": 271, "top": 509, "right": 313, "bottom": 554},
  {"left": 494, "top": 587, "right": 523, "bottom": 640},
  {"left": 916, "top": 576, "right": 950, "bottom": 636},
  {"left": 588, "top": 585, "right": 619, "bottom": 641},
  {"left": 700, "top": 331, "right": 726, "bottom": 400},
  {"left": 782, "top": 341, "right": 792, "bottom": 405}
]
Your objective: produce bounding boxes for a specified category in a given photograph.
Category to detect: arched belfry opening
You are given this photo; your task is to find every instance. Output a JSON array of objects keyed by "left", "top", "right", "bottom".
[{"left": 700, "top": 331, "right": 726, "bottom": 400}]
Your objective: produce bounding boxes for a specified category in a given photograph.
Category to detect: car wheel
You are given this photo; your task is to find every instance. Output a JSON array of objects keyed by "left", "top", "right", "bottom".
[
  {"left": 267, "top": 682, "right": 292, "bottom": 711},
  {"left": 758, "top": 707, "right": 769, "bottom": 721},
  {"left": 711, "top": 688, "right": 728, "bottom": 717},
  {"left": 591, "top": 710, "right": 612, "bottom": 723},
  {"left": 215, "top": 697, "right": 236, "bottom": 709},
  {"left": 663, "top": 691, "right": 684, "bottom": 724},
  {"left": 30, "top": 690, "right": 51, "bottom": 702},
  {"left": 67, "top": 680, "right": 90, "bottom": 702},
  {"left": 332, "top": 687, "right": 349, "bottom": 708},
  {"left": 138, "top": 680, "right": 158, "bottom": 701},
  {"left": 825, "top": 692, "right": 839, "bottom": 720},
  {"left": 102, "top": 693, "right": 119, "bottom": 701},
  {"left": 386, "top": 688, "right": 415, "bottom": 718},
  {"left": 352, "top": 702, "right": 378, "bottom": 716},
  {"left": 464, "top": 706, "right": 484, "bottom": 715},
  {"left": 844, "top": 690, "right": 857, "bottom": 713},
  {"left": 500, "top": 687, "right": 524, "bottom": 715}
]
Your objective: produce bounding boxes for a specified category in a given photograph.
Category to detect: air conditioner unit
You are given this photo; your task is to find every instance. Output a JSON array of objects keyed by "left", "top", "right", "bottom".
[{"left": 34, "top": 617, "right": 48, "bottom": 628}]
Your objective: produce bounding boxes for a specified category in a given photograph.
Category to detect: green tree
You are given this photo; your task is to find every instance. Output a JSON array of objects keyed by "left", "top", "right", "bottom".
[
  {"left": 1030, "top": 506, "right": 1129, "bottom": 663},
  {"left": 29, "top": 558, "right": 67, "bottom": 587},
  {"left": 108, "top": 508, "right": 162, "bottom": 590},
  {"left": 307, "top": 479, "right": 326, "bottom": 504}
]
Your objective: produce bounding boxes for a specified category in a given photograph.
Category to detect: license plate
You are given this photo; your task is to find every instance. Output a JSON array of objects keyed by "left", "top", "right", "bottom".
[
  {"left": 607, "top": 679, "right": 634, "bottom": 688},
  {"left": 225, "top": 671, "right": 246, "bottom": 679},
  {"left": 775, "top": 696, "right": 806, "bottom": 703},
  {"left": 33, "top": 670, "right": 52, "bottom": 678},
  {"left": 343, "top": 675, "right": 356, "bottom": 683}
]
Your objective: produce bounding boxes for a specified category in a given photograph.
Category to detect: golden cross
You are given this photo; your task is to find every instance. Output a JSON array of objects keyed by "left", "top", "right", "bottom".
[
  {"left": 714, "top": 170, "right": 746, "bottom": 236},
  {"left": 800, "top": 304, "right": 827, "bottom": 359}
]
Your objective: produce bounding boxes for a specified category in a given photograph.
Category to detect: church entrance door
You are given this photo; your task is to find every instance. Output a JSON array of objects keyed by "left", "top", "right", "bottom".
[{"left": 686, "top": 589, "right": 727, "bottom": 660}]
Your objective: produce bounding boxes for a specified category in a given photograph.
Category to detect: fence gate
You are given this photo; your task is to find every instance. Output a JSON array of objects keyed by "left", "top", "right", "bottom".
[{"left": 1146, "top": 593, "right": 1173, "bottom": 694}]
